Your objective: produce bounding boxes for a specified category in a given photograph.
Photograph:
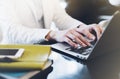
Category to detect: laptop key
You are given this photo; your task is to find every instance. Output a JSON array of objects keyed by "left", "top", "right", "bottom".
[
  {"left": 82, "top": 47, "right": 93, "bottom": 55},
  {"left": 65, "top": 45, "right": 93, "bottom": 55},
  {"left": 65, "top": 47, "right": 84, "bottom": 54}
]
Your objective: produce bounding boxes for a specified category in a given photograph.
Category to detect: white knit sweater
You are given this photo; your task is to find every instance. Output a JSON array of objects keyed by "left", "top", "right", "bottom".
[{"left": 0, "top": 0, "right": 83, "bottom": 44}]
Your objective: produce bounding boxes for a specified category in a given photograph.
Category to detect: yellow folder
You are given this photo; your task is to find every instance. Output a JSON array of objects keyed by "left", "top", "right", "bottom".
[{"left": 0, "top": 44, "right": 52, "bottom": 70}]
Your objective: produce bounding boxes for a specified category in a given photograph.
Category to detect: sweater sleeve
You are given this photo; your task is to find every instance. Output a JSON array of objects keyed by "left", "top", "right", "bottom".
[
  {"left": 53, "top": 0, "right": 85, "bottom": 30},
  {"left": 0, "top": 20, "right": 50, "bottom": 44},
  {"left": 0, "top": 1, "right": 50, "bottom": 44}
]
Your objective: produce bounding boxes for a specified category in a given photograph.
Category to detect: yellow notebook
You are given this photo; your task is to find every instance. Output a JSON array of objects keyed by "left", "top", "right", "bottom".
[{"left": 0, "top": 44, "right": 52, "bottom": 70}]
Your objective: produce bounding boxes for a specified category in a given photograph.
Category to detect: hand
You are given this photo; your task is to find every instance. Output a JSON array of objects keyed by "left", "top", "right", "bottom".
[
  {"left": 47, "top": 24, "right": 103, "bottom": 48},
  {"left": 76, "top": 24, "right": 103, "bottom": 40}
]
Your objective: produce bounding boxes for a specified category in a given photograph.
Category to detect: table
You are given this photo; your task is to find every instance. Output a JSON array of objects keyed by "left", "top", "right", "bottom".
[
  {"left": 40, "top": 50, "right": 120, "bottom": 79},
  {"left": 0, "top": 47, "right": 120, "bottom": 79}
]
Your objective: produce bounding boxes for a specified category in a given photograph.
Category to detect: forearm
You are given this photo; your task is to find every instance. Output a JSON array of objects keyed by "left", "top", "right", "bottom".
[
  {"left": 54, "top": 13, "right": 84, "bottom": 30},
  {"left": 0, "top": 21, "right": 50, "bottom": 44},
  {"left": 53, "top": 0, "right": 85, "bottom": 30}
]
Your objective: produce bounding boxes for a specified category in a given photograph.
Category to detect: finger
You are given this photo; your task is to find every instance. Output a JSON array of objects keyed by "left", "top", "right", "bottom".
[
  {"left": 82, "top": 30, "right": 95, "bottom": 41},
  {"left": 74, "top": 37, "right": 88, "bottom": 47},
  {"left": 65, "top": 33, "right": 84, "bottom": 46},
  {"left": 94, "top": 24, "right": 103, "bottom": 34},
  {"left": 64, "top": 37, "right": 78, "bottom": 48},
  {"left": 91, "top": 25, "right": 101, "bottom": 40},
  {"left": 71, "top": 30, "right": 91, "bottom": 46},
  {"left": 65, "top": 32, "right": 75, "bottom": 41},
  {"left": 75, "top": 28, "right": 95, "bottom": 41},
  {"left": 98, "top": 20, "right": 108, "bottom": 29},
  {"left": 65, "top": 30, "right": 90, "bottom": 46},
  {"left": 98, "top": 25, "right": 103, "bottom": 34}
]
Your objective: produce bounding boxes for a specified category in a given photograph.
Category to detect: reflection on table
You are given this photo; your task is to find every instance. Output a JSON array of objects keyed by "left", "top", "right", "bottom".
[{"left": 47, "top": 50, "right": 120, "bottom": 79}]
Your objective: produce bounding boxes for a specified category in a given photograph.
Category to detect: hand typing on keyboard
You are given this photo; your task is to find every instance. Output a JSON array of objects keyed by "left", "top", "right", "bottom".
[
  {"left": 72, "top": 29, "right": 97, "bottom": 49},
  {"left": 47, "top": 24, "right": 103, "bottom": 48}
]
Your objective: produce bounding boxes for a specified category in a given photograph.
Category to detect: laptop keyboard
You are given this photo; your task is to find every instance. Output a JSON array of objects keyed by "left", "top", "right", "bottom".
[
  {"left": 65, "top": 45, "right": 94, "bottom": 56},
  {"left": 65, "top": 35, "right": 96, "bottom": 56}
]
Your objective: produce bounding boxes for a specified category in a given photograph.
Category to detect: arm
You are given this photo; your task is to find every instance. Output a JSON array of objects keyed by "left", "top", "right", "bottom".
[
  {"left": 0, "top": 20, "right": 50, "bottom": 44},
  {"left": 53, "top": 0, "right": 85, "bottom": 30},
  {"left": 46, "top": 0, "right": 103, "bottom": 47},
  {"left": 0, "top": 2, "right": 50, "bottom": 44}
]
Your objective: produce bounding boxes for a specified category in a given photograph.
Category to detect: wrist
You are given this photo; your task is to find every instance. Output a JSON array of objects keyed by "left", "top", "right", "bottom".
[
  {"left": 77, "top": 23, "right": 86, "bottom": 28},
  {"left": 45, "top": 30, "right": 56, "bottom": 41}
]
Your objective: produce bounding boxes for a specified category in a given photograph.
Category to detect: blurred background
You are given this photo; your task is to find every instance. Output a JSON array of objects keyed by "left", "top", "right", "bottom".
[{"left": 60, "top": 0, "right": 120, "bottom": 24}]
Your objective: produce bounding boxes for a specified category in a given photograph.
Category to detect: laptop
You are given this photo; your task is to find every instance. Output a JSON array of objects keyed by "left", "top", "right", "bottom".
[{"left": 51, "top": 11, "right": 120, "bottom": 60}]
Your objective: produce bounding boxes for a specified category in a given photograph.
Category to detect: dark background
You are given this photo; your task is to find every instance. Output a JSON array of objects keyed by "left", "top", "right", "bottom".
[{"left": 65, "top": 0, "right": 119, "bottom": 24}]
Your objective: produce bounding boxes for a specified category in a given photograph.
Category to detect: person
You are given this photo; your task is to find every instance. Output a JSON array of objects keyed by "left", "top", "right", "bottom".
[{"left": 0, "top": 0, "right": 102, "bottom": 48}]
